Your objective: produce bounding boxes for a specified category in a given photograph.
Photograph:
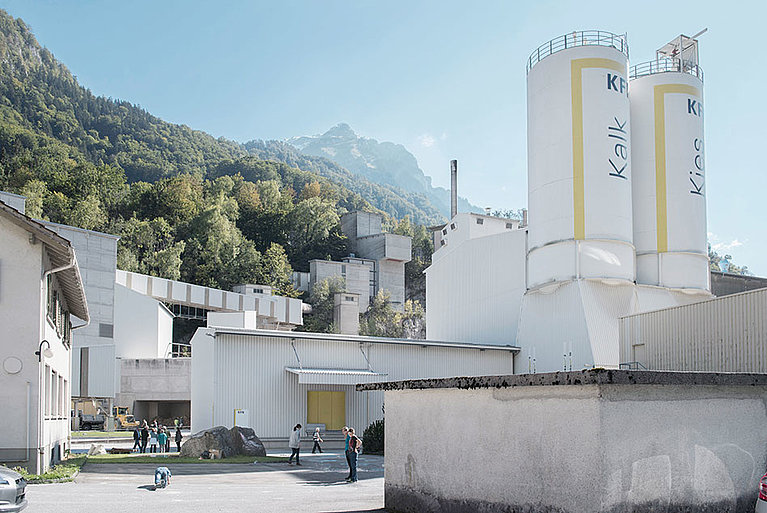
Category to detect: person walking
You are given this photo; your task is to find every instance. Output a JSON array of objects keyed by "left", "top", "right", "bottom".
[
  {"left": 342, "top": 426, "right": 352, "bottom": 480},
  {"left": 175, "top": 426, "right": 183, "bottom": 453},
  {"left": 164, "top": 427, "right": 171, "bottom": 453},
  {"left": 312, "top": 427, "right": 323, "bottom": 454},
  {"left": 140, "top": 424, "right": 149, "bottom": 453},
  {"left": 287, "top": 424, "right": 302, "bottom": 465},
  {"left": 149, "top": 428, "right": 158, "bottom": 453},
  {"left": 132, "top": 426, "right": 141, "bottom": 452},
  {"left": 346, "top": 427, "right": 361, "bottom": 483},
  {"left": 157, "top": 428, "right": 167, "bottom": 453}
]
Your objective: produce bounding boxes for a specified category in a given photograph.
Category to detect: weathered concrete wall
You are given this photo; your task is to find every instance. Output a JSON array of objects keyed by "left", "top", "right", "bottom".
[
  {"left": 362, "top": 370, "right": 767, "bottom": 513},
  {"left": 116, "top": 358, "right": 191, "bottom": 409}
]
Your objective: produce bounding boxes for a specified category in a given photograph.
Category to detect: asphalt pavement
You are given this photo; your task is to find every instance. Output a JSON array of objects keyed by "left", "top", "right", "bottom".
[{"left": 23, "top": 450, "right": 385, "bottom": 513}]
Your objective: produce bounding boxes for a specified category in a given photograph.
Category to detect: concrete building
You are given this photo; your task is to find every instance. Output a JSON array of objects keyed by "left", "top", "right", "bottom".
[
  {"left": 190, "top": 318, "right": 518, "bottom": 445},
  {"left": 710, "top": 270, "right": 767, "bottom": 297},
  {"left": 40, "top": 221, "right": 119, "bottom": 403},
  {"left": 294, "top": 212, "right": 412, "bottom": 325},
  {"left": 0, "top": 200, "right": 89, "bottom": 473}
]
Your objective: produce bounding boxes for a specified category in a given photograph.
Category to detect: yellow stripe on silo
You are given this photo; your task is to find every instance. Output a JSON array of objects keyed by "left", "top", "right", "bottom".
[
  {"left": 571, "top": 58, "right": 626, "bottom": 240},
  {"left": 652, "top": 84, "right": 700, "bottom": 253}
]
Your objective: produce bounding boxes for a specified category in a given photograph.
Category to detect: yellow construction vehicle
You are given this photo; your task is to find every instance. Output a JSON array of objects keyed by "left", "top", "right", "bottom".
[{"left": 112, "top": 406, "right": 140, "bottom": 430}]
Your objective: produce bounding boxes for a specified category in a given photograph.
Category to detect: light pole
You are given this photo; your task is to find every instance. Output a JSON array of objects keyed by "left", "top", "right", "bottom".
[{"left": 36, "top": 340, "right": 53, "bottom": 473}]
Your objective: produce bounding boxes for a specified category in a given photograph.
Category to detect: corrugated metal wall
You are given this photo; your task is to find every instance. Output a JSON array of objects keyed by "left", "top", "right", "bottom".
[
  {"left": 619, "top": 288, "right": 767, "bottom": 372},
  {"left": 210, "top": 333, "right": 514, "bottom": 438}
]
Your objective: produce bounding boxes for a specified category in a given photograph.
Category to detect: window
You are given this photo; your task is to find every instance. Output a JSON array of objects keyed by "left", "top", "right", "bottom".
[
  {"left": 51, "top": 371, "right": 59, "bottom": 419},
  {"left": 476, "top": 218, "right": 484, "bottom": 225},
  {"left": 99, "top": 323, "right": 113, "bottom": 338},
  {"left": 440, "top": 239, "right": 446, "bottom": 246},
  {"left": 61, "top": 378, "right": 67, "bottom": 417},
  {"left": 442, "top": 228, "right": 447, "bottom": 235},
  {"left": 506, "top": 223, "right": 514, "bottom": 229},
  {"left": 450, "top": 223, "right": 456, "bottom": 230},
  {"left": 44, "top": 366, "right": 52, "bottom": 418},
  {"left": 253, "top": 288, "right": 263, "bottom": 294},
  {"left": 345, "top": 296, "right": 356, "bottom": 302},
  {"left": 341, "top": 264, "right": 347, "bottom": 276}
]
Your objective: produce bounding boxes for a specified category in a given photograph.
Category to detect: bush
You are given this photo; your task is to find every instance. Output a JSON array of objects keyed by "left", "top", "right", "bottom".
[{"left": 362, "top": 419, "right": 384, "bottom": 455}]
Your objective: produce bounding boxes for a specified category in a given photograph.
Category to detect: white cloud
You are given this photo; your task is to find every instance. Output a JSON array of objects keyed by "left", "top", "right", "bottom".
[
  {"left": 418, "top": 133, "right": 436, "bottom": 148},
  {"left": 712, "top": 239, "right": 744, "bottom": 253}
]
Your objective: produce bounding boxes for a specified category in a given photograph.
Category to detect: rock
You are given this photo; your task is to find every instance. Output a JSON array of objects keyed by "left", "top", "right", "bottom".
[
  {"left": 230, "top": 426, "right": 266, "bottom": 457},
  {"left": 88, "top": 444, "right": 106, "bottom": 456},
  {"left": 180, "top": 426, "right": 236, "bottom": 458}
]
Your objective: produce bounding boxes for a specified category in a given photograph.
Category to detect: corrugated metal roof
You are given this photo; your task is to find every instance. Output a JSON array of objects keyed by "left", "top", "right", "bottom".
[
  {"left": 0, "top": 201, "right": 89, "bottom": 322},
  {"left": 209, "top": 326, "right": 520, "bottom": 352}
]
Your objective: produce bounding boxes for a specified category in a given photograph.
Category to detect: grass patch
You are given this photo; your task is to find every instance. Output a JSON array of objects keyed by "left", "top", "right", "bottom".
[
  {"left": 87, "top": 453, "right": 286, "bottom": 464},
  {"left": 71, "top": 431, "right": 132, "bottom": 438},
  {"left": 10, "top": 455, "right": 87, "bottom": 484}
]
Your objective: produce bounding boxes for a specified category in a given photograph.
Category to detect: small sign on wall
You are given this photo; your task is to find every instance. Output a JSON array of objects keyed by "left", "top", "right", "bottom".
[{"left": 234, "top": 408, "right": 249, "bottom": 428}]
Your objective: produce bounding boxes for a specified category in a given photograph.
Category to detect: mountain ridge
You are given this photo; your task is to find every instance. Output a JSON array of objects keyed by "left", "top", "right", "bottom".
[{"left": 288, "top": 123, "right": 481, "bottom": 219}]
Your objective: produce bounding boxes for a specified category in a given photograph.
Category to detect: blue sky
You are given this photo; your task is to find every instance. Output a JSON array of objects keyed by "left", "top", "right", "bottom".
[{"left": 2, "top": 1, "right": 765, "bottom": 275}]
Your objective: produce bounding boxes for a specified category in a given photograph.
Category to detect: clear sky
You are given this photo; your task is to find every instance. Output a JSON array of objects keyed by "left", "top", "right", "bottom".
[{"left": 2, "top": 0, "right": 765, "bottom": 275}]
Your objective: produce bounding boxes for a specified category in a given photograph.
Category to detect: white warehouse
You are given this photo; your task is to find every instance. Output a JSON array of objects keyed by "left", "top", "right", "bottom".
[{"left": 190, "top": 320, "right": 517, "bottom": 439}]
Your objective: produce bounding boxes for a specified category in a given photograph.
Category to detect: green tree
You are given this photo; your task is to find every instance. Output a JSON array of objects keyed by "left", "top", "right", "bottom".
[
  {"left": 301, "top": 276, "right": 346, "bottom": 333},
  {"left": 256, "top": 243, "right": 300, "bottom": 297}
]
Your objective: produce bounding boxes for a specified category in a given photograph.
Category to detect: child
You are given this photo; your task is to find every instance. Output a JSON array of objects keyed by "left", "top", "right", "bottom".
[
  {"left": 154, "top": 466, "right": 172, "bottom": 488},
  {"left": 157, "top": 428, "right": 167, "bottom": 453},
  {"left": 149, "top": 428, "right": 158, "bottom": 453}
]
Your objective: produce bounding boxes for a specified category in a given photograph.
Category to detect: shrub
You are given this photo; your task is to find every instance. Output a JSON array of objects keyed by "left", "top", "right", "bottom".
[{"left": 362, "top": 419, "right": 384, "bottom": 455}]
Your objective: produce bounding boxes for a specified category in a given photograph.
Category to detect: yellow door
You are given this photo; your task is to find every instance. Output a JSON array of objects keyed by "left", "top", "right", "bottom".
[{"left": 307, "top": 391, "right": 346, "bottom": 430}]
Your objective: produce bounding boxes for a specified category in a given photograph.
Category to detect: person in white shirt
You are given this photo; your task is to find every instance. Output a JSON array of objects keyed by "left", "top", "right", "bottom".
[{"left": 288, "top": 424, "right": 302, "bottom": 465}]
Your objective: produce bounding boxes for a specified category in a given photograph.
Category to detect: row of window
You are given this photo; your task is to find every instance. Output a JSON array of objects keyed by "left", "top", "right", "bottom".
[
  {"left": 44, "top": 365, "right": 68, "bottom": 419},
  {"left": 46, "top": 276, "right": 71, "bottom": 345}
]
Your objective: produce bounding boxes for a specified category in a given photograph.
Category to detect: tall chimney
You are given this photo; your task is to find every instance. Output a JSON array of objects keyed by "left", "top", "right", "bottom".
[{"left": 450, "top": 159, "right": 458, "bottom": 219}]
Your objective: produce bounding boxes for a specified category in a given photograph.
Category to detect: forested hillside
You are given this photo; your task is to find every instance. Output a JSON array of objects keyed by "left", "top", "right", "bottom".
[{"left": 0, "top": 10, "right": 437, "bottom": 310}]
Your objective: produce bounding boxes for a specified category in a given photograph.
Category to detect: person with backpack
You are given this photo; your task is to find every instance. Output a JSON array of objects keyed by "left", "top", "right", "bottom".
[
  {"left": 312, "top": 427, "right": 323, "bottom": 453},
  {"left": 342, "top": 426, "right": 352, "bottom": 480},
  {"left": 346, "top": 427, "right": 361, "bottom": 483},
  {"left": 287, "top": 423, "right": 302, "bottom": 465}
]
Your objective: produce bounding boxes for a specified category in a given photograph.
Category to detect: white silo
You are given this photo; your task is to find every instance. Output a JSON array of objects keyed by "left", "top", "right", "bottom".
[
  {"left": 630, "top": 34, "right": 708, "bottom": 290},
  {"left": 526, "top": 31, "right": 635, "bottom": 289}
]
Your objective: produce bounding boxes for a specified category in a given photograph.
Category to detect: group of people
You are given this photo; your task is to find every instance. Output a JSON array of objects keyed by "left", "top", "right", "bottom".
[
  {"left": 287, "top": 424, "right": 362, "bottom": 483},
  {"left": 132, "top": 420, "right": 183, "bottom": 454}
]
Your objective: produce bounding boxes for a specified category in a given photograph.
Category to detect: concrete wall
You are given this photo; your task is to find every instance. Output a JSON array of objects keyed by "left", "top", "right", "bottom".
[
  {"left": 367, "top": 370, "right": 767, "bottom": 513},
  {"left": 333, "top": 292, "right": 360, "bottom": 335},
  {"left": 114, "top": 283, "right": 173, "bottom": 359},
  {"left": 310, "top": 259, "right": 371, "bottom": 310},
  {"left": 341, "top": 211, "right": 383, "bottom": 252},
  {"left": 116, "top": 358, "right": 191, "bottom": 412},
  {"left": 357, "top": 233, "right": 411, "bottom": 263}
]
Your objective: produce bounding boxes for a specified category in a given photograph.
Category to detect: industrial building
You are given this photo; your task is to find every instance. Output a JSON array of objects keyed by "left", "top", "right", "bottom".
[
  {"left": 293, "top": 211, "right": 412, "bottom": 333},
  {"left": 426, "top": 30, "right": 766, "bottom": 374},
  {"left": 190, "top": 315, "right": 517, "bottom": 440},
  {"left": 0, "top": 199, "right": 89, "bottom": 473}
]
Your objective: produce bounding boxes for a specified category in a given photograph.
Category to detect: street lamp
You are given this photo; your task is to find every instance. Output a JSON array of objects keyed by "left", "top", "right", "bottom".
[{"left": 35, "top": 340, "right": 53, "bottom": 362}]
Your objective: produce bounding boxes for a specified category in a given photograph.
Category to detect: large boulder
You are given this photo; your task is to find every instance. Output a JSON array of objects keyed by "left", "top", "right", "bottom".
[
  {"left": 230, "top": 426, "right": 266, "bottom": 457},
  {"left": 180, "top": 426, "right": 237, "bottom": 458}
]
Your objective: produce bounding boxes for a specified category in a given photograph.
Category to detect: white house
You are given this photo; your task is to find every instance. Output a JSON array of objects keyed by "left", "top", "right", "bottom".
[{"left": 0, "top": 201, "right": 89, "bottom": 473}]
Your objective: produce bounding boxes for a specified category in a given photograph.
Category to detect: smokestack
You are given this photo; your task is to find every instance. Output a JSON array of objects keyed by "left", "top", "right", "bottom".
[
  {"left": 450, "top": 159, "right": 458, "bottom": 219},
  {"left": 522, "top": 208, "right": 528, "bottom": 227}
]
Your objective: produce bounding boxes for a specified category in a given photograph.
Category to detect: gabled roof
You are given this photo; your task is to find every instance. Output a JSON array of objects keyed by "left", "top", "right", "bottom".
[{"left": 0, "top": 201, "right": 89, "bottom": 322}]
